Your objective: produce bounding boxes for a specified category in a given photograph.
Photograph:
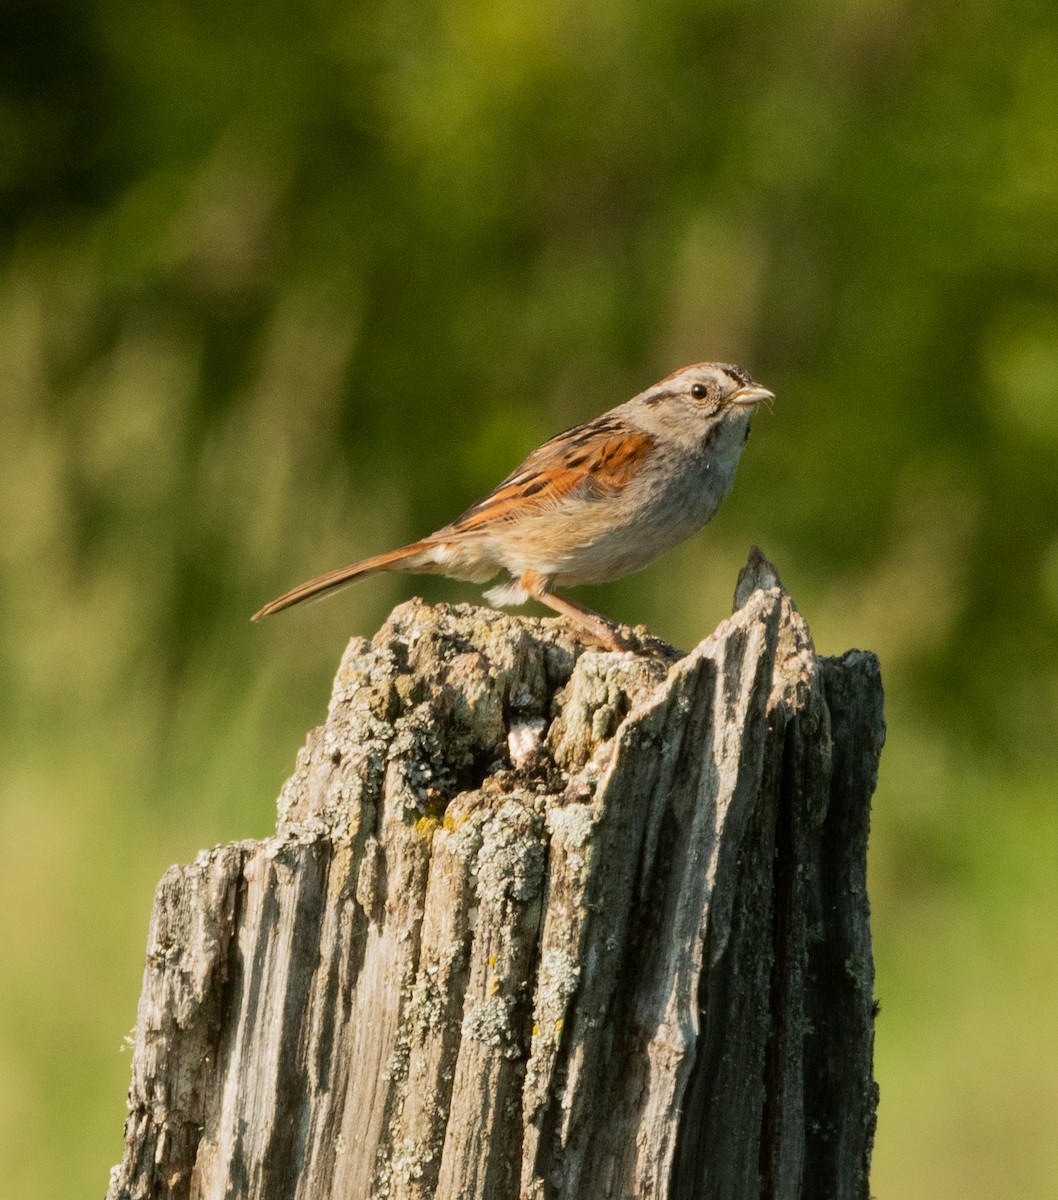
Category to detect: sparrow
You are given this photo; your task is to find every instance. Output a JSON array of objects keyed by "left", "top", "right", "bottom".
[{"left": 252, "top": 362, "right": 774, "bottom": 651}]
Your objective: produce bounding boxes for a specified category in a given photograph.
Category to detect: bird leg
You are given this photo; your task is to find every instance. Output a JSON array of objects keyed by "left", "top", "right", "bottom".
[{"left": 519, "top": 572, "right": 633, "bottom": 652}]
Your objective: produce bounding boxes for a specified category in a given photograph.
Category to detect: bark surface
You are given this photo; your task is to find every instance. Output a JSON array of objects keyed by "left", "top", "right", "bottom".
[{"left": 108, "top": 549, "right": 884, "bottom": 1200}]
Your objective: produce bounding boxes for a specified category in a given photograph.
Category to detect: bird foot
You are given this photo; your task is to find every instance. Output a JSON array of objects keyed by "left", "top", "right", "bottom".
[{"left": 562, "top": 618, "right": 681, "bottom": 662}]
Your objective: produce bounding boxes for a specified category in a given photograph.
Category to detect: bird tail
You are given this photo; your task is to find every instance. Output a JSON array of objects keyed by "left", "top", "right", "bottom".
[{"left": 251, "top": 540, "right": 439, "bottom": 620}]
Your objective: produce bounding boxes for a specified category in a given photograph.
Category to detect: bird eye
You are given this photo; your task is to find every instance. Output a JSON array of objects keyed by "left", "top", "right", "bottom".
[{"left": 691, "top": 383, "right": 708, "bottom": 400}]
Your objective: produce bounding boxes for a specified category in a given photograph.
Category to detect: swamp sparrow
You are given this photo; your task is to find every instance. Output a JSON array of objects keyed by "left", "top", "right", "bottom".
[{"left": 253, "top": 362, "right": 773, "bottom": 651}]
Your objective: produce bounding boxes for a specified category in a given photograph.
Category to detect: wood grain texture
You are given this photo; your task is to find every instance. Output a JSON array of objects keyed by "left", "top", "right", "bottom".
[{"left": 108, "top": 549, "right": 884, "bottom": 1200}]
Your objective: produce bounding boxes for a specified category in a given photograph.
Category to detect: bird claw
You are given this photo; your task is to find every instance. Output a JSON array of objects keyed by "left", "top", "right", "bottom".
[{"left": 564, "top": 618, "right": 680, "bottom": 661}]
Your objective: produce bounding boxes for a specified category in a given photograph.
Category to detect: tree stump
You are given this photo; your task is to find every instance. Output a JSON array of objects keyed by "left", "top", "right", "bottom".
[{"left": 107, "top": 549, "right": 884, "bottom": 1200}]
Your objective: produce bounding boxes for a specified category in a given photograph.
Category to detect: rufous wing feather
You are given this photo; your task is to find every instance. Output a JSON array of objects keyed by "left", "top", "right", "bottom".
[
  {"left": 251, "top": 541, "right": 437, "bottom": 620},
  {"left": 445, "top": 420, "right": 656, "bottom": 533}
]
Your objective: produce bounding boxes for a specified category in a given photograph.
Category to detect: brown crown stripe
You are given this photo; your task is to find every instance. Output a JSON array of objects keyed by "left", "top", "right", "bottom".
[
  {"left": 656, "top": 362, "right": 750, "bottom": 388},
  {"left": 657, "top": 363, "right": 710, "bottom": 384}
]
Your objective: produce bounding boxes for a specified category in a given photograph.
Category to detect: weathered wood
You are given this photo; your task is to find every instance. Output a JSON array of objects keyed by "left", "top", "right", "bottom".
[{"left": 108, "top": 549, "right": 884, "bottom": 1200}]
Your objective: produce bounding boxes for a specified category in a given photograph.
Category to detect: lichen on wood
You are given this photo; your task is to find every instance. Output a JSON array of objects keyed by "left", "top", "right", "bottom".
[{"left": 108, "top": 549, "right": 884, "bottom": 1200}]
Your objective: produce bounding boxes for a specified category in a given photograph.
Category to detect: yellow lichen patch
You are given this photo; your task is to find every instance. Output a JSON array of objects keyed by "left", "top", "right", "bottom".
[
  {"left": 415, "top": 815, "right": 441, "bottom": 840},
  {"left": 442, "top": 808, "right": 477, "bottom": 832}
]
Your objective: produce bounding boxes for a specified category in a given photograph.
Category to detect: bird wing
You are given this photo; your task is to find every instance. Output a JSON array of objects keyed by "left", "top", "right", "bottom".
[{"left": 444, "top": 416, "right": 657, "bottom": 534}]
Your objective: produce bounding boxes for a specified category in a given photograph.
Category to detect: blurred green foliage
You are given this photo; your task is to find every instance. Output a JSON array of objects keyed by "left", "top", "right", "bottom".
[{"left": 1, "top": 0, "right": 1057, "bottom": 1195}]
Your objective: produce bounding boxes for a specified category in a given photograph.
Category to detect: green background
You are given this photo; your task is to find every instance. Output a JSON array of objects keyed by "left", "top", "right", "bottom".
[{"left": 2, "top": 0, "right": 1057, "bottom": 1195}]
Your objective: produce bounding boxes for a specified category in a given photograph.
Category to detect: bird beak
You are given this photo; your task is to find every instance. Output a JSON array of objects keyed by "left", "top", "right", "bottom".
[{"left": 730, "top": 384, "right": 775, "bottom": 408}]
